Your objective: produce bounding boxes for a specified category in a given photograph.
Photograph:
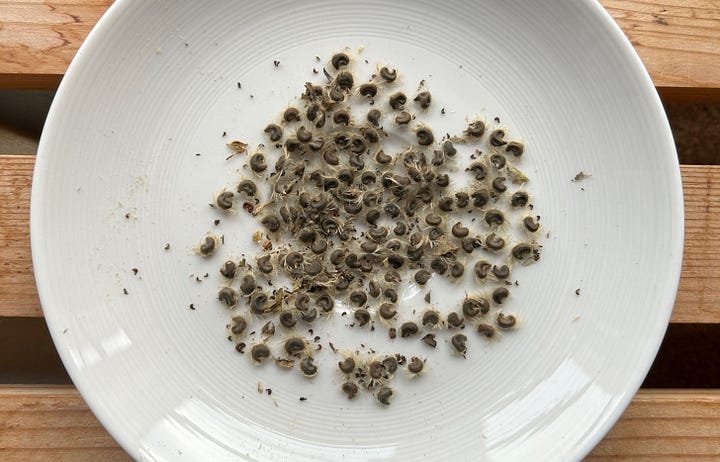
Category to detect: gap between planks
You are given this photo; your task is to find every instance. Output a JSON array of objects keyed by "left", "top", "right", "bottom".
[
  {"left": 1, "top": 155, "right": 719, "bottom": 322},
  {"left": 0, "top": 386, "right": 718, "bottom": 460}
]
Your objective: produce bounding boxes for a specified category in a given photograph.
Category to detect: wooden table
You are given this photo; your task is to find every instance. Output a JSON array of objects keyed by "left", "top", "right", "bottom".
[{"left": 1, "top": 1, "right": 719, "bottom": 460}]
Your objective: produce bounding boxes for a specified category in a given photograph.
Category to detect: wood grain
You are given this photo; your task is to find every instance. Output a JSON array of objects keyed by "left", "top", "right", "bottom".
[
  {"left": 1, "top": 387, "right": 717, "bottom": 460},
  {"left": 1, "top": 155, "right": 718, "bottom": 322},
  {"left": 1, "top": 1, "right": 719, "bottom": 94}
]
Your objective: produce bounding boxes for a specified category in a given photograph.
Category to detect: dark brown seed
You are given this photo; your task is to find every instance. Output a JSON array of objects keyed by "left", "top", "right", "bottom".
[
  {"left": 308, "top": 136, "right": 325, "bottom": 151},
  {"left": 450, "top": 261, "right": 465, "bottom": 278},
  {"left": 220, "top": 260, "right": 237, "bottom": 278},
  {"left": 512, "top": 243, "right": 533, "bottom": 260},
  {"left": 342, "top": 381, "right": 359, "bottom": 399},
  {"left": 306, "top": 103, "right": 320, "bottom": 121},
  {"left": 298, "top": 228, "right": 317, "bottom": 243},
  {"left": 285, "top": 137, "right": 303, "bottom": 153},
  {"left": 506, "top": 141, "right": 524, "bottom": 157},
  {"left": 447, "top": 312, "right": 464, "bottom": 327},
  {"left": 469, "top": 161, "right": 487, "bottom": 181},
  {"left": 300, "top": 357, "right": 318, "bottom": 377},
  {"left": 368, "top": 360, "right": 385, "bottom": 380},
  {"left": 361, "top": 241, "right": 379, "bottom": 253},
  {"left": 430, "top": 257, "right": 448, "bottom": 275},
  {"left": 283, "top": 107, "right": 301, "bottom": 122},
  {"left": 218, "top": 287, "right": 239, "bottom": 307},
  {"left": 385, "top": 270, "right": 402, "bottom": 283},
  {"left": 250, "top": 291, "right": 268, "bottom": 314},
  {"left": 257, "top": 255, "right": 273, "bottom": 274},
  {"left": 261, "top": 214, "right": 280, "bottom": 232},
  {"left": 369, "top": 227, "right": 389, "bottom": 243},
  {"left": 284, "top": 337, "right": 306, "bottom": 355},
  {"left": 389, "top": 327, "right": 397, "bottom": 339},
  {"left": 361, "top": 171, "right": 377, "bottom": 185},
  {"left": 435, "top": 173, "right": 450, "bottom": 188},
  {"left": 455, "top": 191, "right": 470, "bottom": 208},
  {"left": 443, "top": 140, "right": 457, "bottom": 156},
  {"left": 330, "top": 249, "right": 347, "bottom": 265},
  {"left": 493, "top": 265, "right": 510, "bottom": 279},
  {"left": 377, "top": 387, "right": 393, "bottom": 405},
  {"left": 386, "top": 239, "right": 402, "bottom": 251},
  {"left": 393, "top": 221, "right": 407, "bottom": 236},
  {"left": 251, "top": 344, "right": 271, "bottom": 364},
  {"left": 368, "top": 280, "right": 381, "bottom": 298},
  {"left": 464, "top": 120, "right": 485, "bottom": 137},
  {"left": 451, "top": 222, "right": 469, "bottom": 238},
  {"left": 413, "top": 91, "right": 431, "bottom": 109},
  {"left": 414, "top": 269, "right": 431, "bottom": 285},
  {"left": 296, "top": 126, "right": 312, "bottom": 143},
  {"left": 279, "top": 311, "right": 297, "bottom": 328},
  {"left": 524, "top": 216, "right": 540, "bottom": 232},
  {"left": 231, "top": 316, "right": 247, "bottom": 335},
  {"left": 316, "top": 294, "right": 334, "bottom": 312},
  {"left": 199, "top": 236, "right": 217, "bottom": 255},
  {"left": 477, "top": 323, "right": 496, "bottom": 338},
  {"left": 461, "top": 236, "right": 480, "bottom": 254},
  {"left": 216, "top": 191, "right": 234, "bottom": 210},
  {"left": 240, "top": 273, "right": 256, "bottom": 295},
  {"left": 425, "top": 214, "right": 442, "bottom": 226},
  {"left": 345, "top": 253, "right": 360, "bottom": 269},
  {"left": 363, "top": 190, "right": 380, "bottom": 207},
  {"left": 237, "top": 179, "right": 257, "bottom": 196},
  {"left": 395, "top": 111, "right": 412, "bottom": 125},
  {"left": 389, "top": 92, "right": 407, "bottom": 110},
  {"left": 323, "top": 149, "right": 339, "bottom": 165},
  {"left": 331, "top": 52, "right": 350, "bottom": 69},
  {"left": 335, "top": 70, "right": 354, "bottom": 90},
  {"left": 492, "top": 287, "right": 510, "bottom": 304},
  {"left": 407, "top": 356, "right": 424, "bottom": 374},
  {"left": 451, "top": 334, "right": 468, "bottom": 355},
  {"left": 474, "top": 260, "right": 491, "bottom": 279},
  {"left": 485, "top": 209, "right": 505, "bottom": 226},
  {"left": 383, "top": 356, "right": 398, "bottom": 373},
  {"left": 333, "top": 109, "right": 351, "bottom": 126},
  {"left": 354, "top": 309, "right": 371, "bottom": 326},
  {"left": 490, "top": 153, "right": 506, "bottom": 169},
  {"left": 384, "top": 203, "right": 400, "bottom": 218},
  {"left": 367, "top": 109, "right": 383, "bottom": 127},
  {"left": 311, "top": 238, "right": 328, "bottom": 255},
  {"left": 422, "top": 310, "right": 440, "bottom": 326},
  {"left": 438, "top": 196, "right": 454, "bottom": 212},
  {"left": 379, "top": 303, "right": 397, "bottom": 320},
  {"left": 295, "top": 293, "right": 310, "bottom": 311},
  {"left": 415, "top": 126, "right": 434, "bottom": 146},
  {"left": 264, "top": 123, "right": 283, "bottom": 142},
  {"left": 492, "top": 176, "right": 507, "bottom": 193},
  {"left": 400, "top": 322, "right": 419, "bottom": 337},
  {"left": 350, "top": 290, "right": 368, "bottom": 307},
  {"left": 375, "top": 149, "right": 392, "bottom": 164},
  {"left": 497, "top": 313, "right": 517, "bottom": 329},
  {"left": 379, "top": 66, "right": 397, "bottom": 82},
  {"left": 422, "top": 333, "right": 437, "bottom": 348},
  {"left": 300, "top": 307, "right": 318, "bottom": 322},
  {"left": 463, "top": 297, "right": 489, "bottom": 317},
  {"left": 511, "top": 191, "right": 529, "bottom": 207},
  {"left": 365, "top": 209, "right": 381, "bottom": 226},
  {"left": 337, "top": 168, "right": 354, "bottom": 185},
  {"left": 383, "top": 287, "right": 398, "bottom": 303},
  {"left": 489, "top": 129, "right": 508, "bottom": 146},
  {"left": 250, "top": 153, "right": 267, "bottom": 172},
  {"left": 339, "top": 357, "right": 356, "bottom": 374},
  {"left": 486, "top": 233, "right": 506, "bottom": 250},
  {"left": 285, "top": 251, "right": 304, "bottom": 270},
  {"left": 359, "top": 83, "right": 378, "bottom": 98}
]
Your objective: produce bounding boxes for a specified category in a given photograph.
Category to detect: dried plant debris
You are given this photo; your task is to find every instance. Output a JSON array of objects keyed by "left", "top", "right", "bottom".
[{"left": 194, "top": 49, "right": 542, "bottom": 404}]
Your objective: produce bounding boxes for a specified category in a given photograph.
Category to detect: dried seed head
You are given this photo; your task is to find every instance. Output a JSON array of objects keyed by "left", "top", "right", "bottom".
[
  {"left": 393, "top": 221, "right": 407, "bottom": 236},
  {"left": 260, "top": 214, "right": 280, "bottom": 232},
  {"left": 217, "top": 287, "right": 239, "bottom": 307},
  {"left": 310, "top": 238, "right": 328, "bottom": 255},
  {"left": 443, "top": 140, "right": 457, "bottom": 156},
  {"left": 342, "top": 381, "right": 359, "bottom": 399},
  {"left": 350, "top": 290, "right": 368, "bottom": 307},
  {"left": 367, "top": 108, "right": 383, "bottom": 127},
  {"left": 438, "top": 196, "right": 454, "bottom": 212},
  {"left": 250, "top": 344, "right": 271, "bottom": 364},
  {"left": 430, "top": 257, "right": 448, "bottom": 275},
  {"left": 296, "top": 126, "right": 313, "bottom": 143},
  {"left": 385, "top": 270, "right": 402, "bottom": 283},
  {"left": 491, "top": 176, "right": 507, "bottom": 193},
  {"left": 490, "top": 153, "right": 507, "bottom": 169},
  {"left": 365, "top": 209, "right": 381, "bottom": 226},
  {"left": 425, "top": 214, "right": 442, "bottom": 226},
  {"left": 383, "top": 355, "right": 399, "bottom": 374},
  {"left": 374, "top": 149, "right": 392, "bottom": 164},
  {"left": 215, "top": 191, "right": 234, "bottom": 210},
  {"left": 450, "top": 261, "right": 465, "bottom": 278},
  {"left": 512, "top": 243, "right": 533, "bottom": 260},
  {"left": 474, "top": 260, "right": 491, "bottom": 279},
  {"left": 300, "top": 307, "right": 318, "bottom": 323},
  {"left": 497, "top": 313, "right": 517, "bottom": 329},
  {"left": 335, "top": 70, "right": 354, "bottom": 90},
  {"left": 422, "top": 333, "right": 437, "bottom": 348},
  {"left": 295, "top": 293, "right": 310, "bottom": 311},
  {"left": 388, "top": 92, "right": 407, "bottom": 110},
  {"left": 383, "top": 287, "right": 399, "bottom": 303},
  {"left": 220, "top": 260, "right": 237, "bottom": 278},
  {"left": 333, "top": 109, "right": 351, "bottom": 126},
  {"left": 400, "top": 321, "right": 419, "bottom": 337},
  {"left": 422, "top": 310, "right": 440, "bottom": 327},
  {"left": 434, "top": 173, "right": 450, "bottom": 188},
  {"left": 354, "top": 309, "right": 371, "bottom": 326},
  {"left": 468, "top": 161, "right": 487, "bottom": 181},
  {"left": 451, "top": 334, "right": 468, "bottom": 355},
  {"left": 455, "top": 191, "right": 470, "bottom": 208}
]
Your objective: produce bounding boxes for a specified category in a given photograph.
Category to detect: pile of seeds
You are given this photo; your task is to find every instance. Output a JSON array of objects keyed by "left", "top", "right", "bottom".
[{"left": 196, "top": 51, "right": 541, "bottom": 405}]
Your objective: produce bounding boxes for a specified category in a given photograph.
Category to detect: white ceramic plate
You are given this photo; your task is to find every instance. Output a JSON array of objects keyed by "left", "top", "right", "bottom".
[{"left": 32, "top": 1, "right": 683, "bottom": 460}]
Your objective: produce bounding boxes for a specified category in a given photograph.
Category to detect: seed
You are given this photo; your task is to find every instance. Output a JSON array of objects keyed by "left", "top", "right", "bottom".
[
  {"left": 328, "top": 84, "right": 345, "bottom": 102},
  {"left": 330, "top": 249, "right": 347, "bottom": 266},
  {"left": 335, "top": 70, "right": 354, "bottom": 90},
  {"left": 383, "top": 287, "right": 399, "bottom": 303},
  {"left": 350, "top": 290, "right": 368, "bottom": 307},
  {"left": 474, "top": 260, "right": 491, "bottom": 279},
  {"left": 367, "top": 109, "right": 383, "bottom": 127},
  {"left": 510, "top": 191, "right": 529, "bottom": 207},
  {"left": 484, "top": 209, "right": 505, "bottom": 227},
  {"left": 342, "top": 381, "right": 359, "bottom": 399},
  {"left": 524, "top": 216, "right": 540, "bottom": 232},
  {"left": 257, "top": 255, "right": 273, "bottom": 273},
  {"left": 363, "top": 191, "right": 380, "bottom": 207},
  {"left": 280, "top": 311, "right": 297, "bottom": 328},
  {"left": 455, "top": 191, "right": 470, "bottom": 208},
  {"left": 393, "top": 221, "right": 407, "bottom": 236},
  {"left": 368, "top": 360, "right": 385, "bottom": 379},
  {"left": 422, "top": 333, "right": 437, "bottom": 348},
  {"left": 377, "top": 387, "right": 393, "bottom": 405},
  {"left": 490, "top": 153, "right": 506, "bottom": 169},
  {"left": 492, "top": 287, "right": 510, "bottom": 304},
  {"left": 306, "top": 103, "right": 320, "bottom": 121},
  {"left": 493, "top": 265, "right": 510, "bottom": 279},
  {"left": 451, "top": 334, "right": 468, "bottom": 355},
  {"left": 463, "top": 297, "right": 489, "bottom": 317},
  {"left": 220, "top": 260, "right": 237, "bottom": 278},
  {"left": 400, "top": 321, "right": 419, "bottom": 337},
  {"left": 361, "top": 171, "right": 377, "bottom": 185},
  {"left": 283, "top": 107, "right": 300, "bottom": 122},
  {"left": 492, "top": 176, "right": 507, "bottom": 193},
  {"left": 464, "top": 120, "right": 485, "bottom": 137},
  {"left": 317, "top": 294, "right": 335, "bottom": 312},
  {"left": 451, "top": 222, "right": 469, "bottom": 238},
  {"left": 231, "top": 316, "right": 247, "bottom": 335},
  {"left": 331, "top": 52, "right": 350, "bottom": 69},
  {"left": 407, "top": 356, "right": 424, "bottom": 374},
  {"left": 334, "top": 110, "right": 352, "bottom": 126},
  {"left": 284, "top": 337, "right": 306, "bottom": 356},
  {"left": 310, "top": 238, "right": 328, "bottom": 255},
  {"left": 443, "top": 140, "right": 457, "bottom": 156},
  {"left": 374, "top": 149, "right": 392, "bottom": 164},
  {"left": 297, "top": 126, "right": 313, "bottom": 143},
  {"left": 285, "top": 137, "right": 303, "bottom": 153},
  {"left": 512, "top": 243, "right": 533, "bottom": 260},
  {"left": 250, "top": 344, "right": 271, "bottom": 364},
  {"left": 285, "top": 251, "right": 304, "bottom": 270},
  {"left": 323, "top": 149, "right": 339, "bottom": 165},
  {"left": 438, "top": 196, "right": 454, "bottom": 212},
  {"left": 354, "top": 309, "right": 371, "bottom": 327},
  {"left": 215, "top": 191, "right": 234, "bottom": 210},
  {"left": 389, "top": 92, "right": 407, "bottom": 110},
  {"left": 461, "top": 236, "right": 480, "bottom": 254},
  {"left": 361, "top": 242, "right": 378, "bottom": 254},
  {"left": 447, "top": 312, "right": 464, "bottom": 327},
  {"left": 407, "top": 246, "right": 424, "bottom": 262},
  {"left": 489, "top": 129, "right": 508, "bottom": 146},
  {"left": 300, "top": 307, "right": 318, "bottom": 322},
  {"left": 485, "top": 233, "right": 505, "bottom": 250},
  {"left": 379, "top": 66, "right": 398, "bottom": 82},
  {"left": 359, "top": 83, "right": 378, "bottom": 98},
  {"left": 383, "top": 355, "right": 399, "bottom": 373},
  {"left": 430, "top": 257, "right": 448, "bottom": 275},
  {"left": 468, "top": 161, "right": 487, "bottom": 181},
  {"left": 299, "top": 356, "right": 318, "bottom": 377},
  {"left": 337, "top": 169, "right": 354, "bottom": 185},
  {"left": 413, "top": 91, "right": 432, "bottom": 109},
  {"left": 339, "top": 357, "right": 356, "bottom": 374},
  {"left": 425, "top": 214, "right": 442, "bottom": 226},
  {"left": 386, "top": 239, "right": 402, "bottom": 251},
  {"left": 345, "top": 253, "right": 360, "bottom": 269},
  {"left": 383, "top": 203, "right": 400, "bottom": 219},
  {"left": 477, "top": 323, "right": 496, "bottom": 338},
  {"left": 422, "top": 310, "right": 440, "bottom": 327},
  {"left": 395, "top": 111, "right": 412, "bottom": 125},
  {"left": 240, "top": 273, "right": 256, "bottom": 295},
  {"left": 261, "top": 214, "right": 280, "bottom": 232},
  {"left": 435, "top": 173, "right": 450, "bottom": 188},
  {"left": 414, "top": 269, "right": 431, "bottom": 285},
  {"left": 415, "top": 126, "right": 434, "bottom": 146},
  {"left": 198, "top": 235, "right": 217, "bottom": 256},
  {"left": 497, "top": 313, "right": 517, "bottom": 329},
  {"left": 450, "top": 261, "right": 465, "bottom": 278},
  {"left": 218, "top": 287, "right": 239, "bottom": 307},
  {"left": 295, "top": 293, "right": 310, "bottom": 311},
  {"left": 368, "top": 280, "right": 381, "bottom": 298},
  {"left": 262, "top": 322, "right": 276, "bottom": 340},
  {"left": 365, "top": 209, "right": 381, "bottom": 226},
  {"left": 378, "top": 302, "right": 397, "bottom": 320},
  {"left": 506, "top": 141, "right": 524, "bottom": 157},
  {"left": 264, "top": 123, "right": 283, "bottom": 142},
  {"left": 385, "top": 270, "right": 401, "bottom": 283},
  {"left": 250, "top": 291, "right": 268, "bottom": 314},
  {"left": 298, "top": 228, "right": 317, "bottom": 243},
  {"left": 250, "top": 153, "right": 267, "bottom": 173},
  {"left": 237, "top": 179, "right": 257, "bottom": 196}
]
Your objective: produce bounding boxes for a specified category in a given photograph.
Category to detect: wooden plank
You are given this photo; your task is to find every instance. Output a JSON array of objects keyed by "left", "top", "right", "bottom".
[
  {"left": 0, "top": 387, "right": 717, "bottom": 460},
  {"left": 1, "top": 1, "right": 719, "bottom": 93},
  {"left": 1, "top": 155, "right": 718, "bottom": 322}
]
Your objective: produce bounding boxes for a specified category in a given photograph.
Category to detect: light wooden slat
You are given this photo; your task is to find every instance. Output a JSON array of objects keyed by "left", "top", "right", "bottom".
[
  {"left": 0, "top": 387, "right": 718, "bottom": 460},
  {"left": 0, "top": 1, "right": 719, "bottom": 95},
  {"left": 1, "top": 155, "right": 717, "bottom": 322}
]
